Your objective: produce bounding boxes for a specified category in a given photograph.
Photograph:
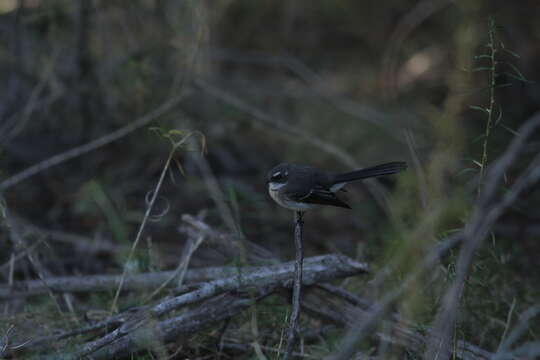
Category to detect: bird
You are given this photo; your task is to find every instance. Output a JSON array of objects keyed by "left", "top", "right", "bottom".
[{"left": 267, "top": 161, "right": 407, "bottom": 211}]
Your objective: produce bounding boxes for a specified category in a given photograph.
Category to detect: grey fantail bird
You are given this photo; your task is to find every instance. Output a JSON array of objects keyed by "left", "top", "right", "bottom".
[{"left": 267, "top": 161, "right": 407, "bottom": 211}]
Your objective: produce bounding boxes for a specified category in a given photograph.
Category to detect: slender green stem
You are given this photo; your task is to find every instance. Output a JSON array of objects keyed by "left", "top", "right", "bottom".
[
  {"left": 110, "top": 146, "right": 176, "bottom": 313},
  {"left": 478, "top": 18, "right": 497, "bottom": 195}
]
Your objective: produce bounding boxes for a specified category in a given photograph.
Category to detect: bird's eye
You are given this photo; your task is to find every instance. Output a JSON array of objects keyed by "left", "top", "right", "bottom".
[{"left": 271, "top": 171, "right": 283, "bottom": 181}]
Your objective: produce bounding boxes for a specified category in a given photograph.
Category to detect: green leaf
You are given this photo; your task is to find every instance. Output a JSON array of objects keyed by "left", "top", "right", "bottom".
[
  {"left": 469, "top": 105, "right": 489, "bottom": 114},
  {"left": 168, "top": 129, "right": 187, "bottom": 136},
  {"left": 501, "top": 72, "right": 528, "bottom": 83},
  {"left": 472, "top": 160, "right": 483, "bottom": 168},
  {"left": 500, "top": 41, "right": 520, "bottom": 58},
  {"left": 505, "top": 62, "right": 531, "bottom": 82},
  {"left": 458, "top": 168, "right": 478, "bottom": 175},
  {"left": 173, "top": 158, "right": 186, "bottom": 176},
  {"left": 471, "top": 66, "right": 492, "bottom": 72},
  {"left": 500, "top": 124, "right": 519, "bottom": 136},
  {"left": 474, "top": 54, "right": 492, "bottom": 60}
]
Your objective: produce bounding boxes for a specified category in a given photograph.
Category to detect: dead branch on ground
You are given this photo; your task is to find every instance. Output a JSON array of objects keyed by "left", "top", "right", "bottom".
[{"left": 1, "top": 254, "right": 367, "bottom": 358}]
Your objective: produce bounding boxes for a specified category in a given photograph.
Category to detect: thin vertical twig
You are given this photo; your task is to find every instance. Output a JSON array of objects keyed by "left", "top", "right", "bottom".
[
  {"left": 109, "top": 146, "right": 176, "bottom": 313},
  {"left": 109, "top": 130, "right": 202, "bottom": 312},
  {"left": 284, "top": 211, "right": 304, "bottom": 360},
  {"left": 144, "top": 233, "right": 205, "bottom": 302},
  {"left": 478, "top": 17, "right": 498, "bottom": 195}
]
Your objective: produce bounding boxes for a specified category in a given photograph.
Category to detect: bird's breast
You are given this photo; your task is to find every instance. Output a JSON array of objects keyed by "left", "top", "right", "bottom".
[{"left": 268, "top": 184, "right": 316, "bottom": 211}]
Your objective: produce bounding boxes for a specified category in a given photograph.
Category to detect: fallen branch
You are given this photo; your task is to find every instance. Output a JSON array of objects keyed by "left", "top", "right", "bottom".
[
  {"left": 4, "top": 254, "right": 368, "bottom": 358},
  {"left": 1, "top": 266, "right": 233, "bottom": 299},
  {"left": 38, "top": 291, "right": 273, "bottom": 360},
  {"left": 0, "top": 254, "right": 366, "bottom": 299},
  {"left": 152, "top": 254, "right": 366, "bottom": 316}
]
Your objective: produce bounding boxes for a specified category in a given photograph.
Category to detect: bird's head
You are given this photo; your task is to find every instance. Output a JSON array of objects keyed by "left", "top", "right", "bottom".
[{"left": 267, "top": 163, "right": 290, "bottom": 188}]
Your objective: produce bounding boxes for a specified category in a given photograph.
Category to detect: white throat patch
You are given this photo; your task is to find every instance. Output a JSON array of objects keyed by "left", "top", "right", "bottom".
[{"left": 268, "top": 182, "right": 286, "bottom": 191}]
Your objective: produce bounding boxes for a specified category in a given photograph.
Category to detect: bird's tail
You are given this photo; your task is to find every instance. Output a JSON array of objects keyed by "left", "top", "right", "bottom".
[{"left": 333, "top": 161, "right": 407, "bottom": 184}]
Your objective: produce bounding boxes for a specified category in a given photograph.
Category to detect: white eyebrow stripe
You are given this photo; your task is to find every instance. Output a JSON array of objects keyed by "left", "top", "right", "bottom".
[{"left": 272, "top": 171, "right": 281, "bottom": 177}]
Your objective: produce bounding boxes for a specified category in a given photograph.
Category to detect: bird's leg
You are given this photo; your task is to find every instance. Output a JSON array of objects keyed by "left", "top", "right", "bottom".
[{"left": 284, "top": 211, "right": 304, "bottom": 359}]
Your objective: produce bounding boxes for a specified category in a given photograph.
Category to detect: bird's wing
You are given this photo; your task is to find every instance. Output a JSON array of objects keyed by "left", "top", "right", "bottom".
[{"left": 286, "top": 185, "right": 351, "bottom": 209}]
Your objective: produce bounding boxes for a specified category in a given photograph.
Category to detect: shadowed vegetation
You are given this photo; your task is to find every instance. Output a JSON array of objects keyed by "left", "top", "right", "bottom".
[{"left": 1, "top": 1, "right": 539, "bottom": 359}]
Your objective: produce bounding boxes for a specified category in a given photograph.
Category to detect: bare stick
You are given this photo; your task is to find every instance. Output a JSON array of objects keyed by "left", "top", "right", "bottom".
[
  {"left": 1, "top": 254, "right": 366, "bottom": 299},
  {"left": 284, "top": 211, "right": 304, "bottom": 360},
  {"left": 0, "top": 92, "right": 189, "bottom": 192},
  {"left": 110, "top": 145, "right": 176, "bottom": 313},
  {"left": 152, "top": 254, "right": 363, "bottom": 317},
  {"left": 144, "top": 232, "right": 205, "bottom": 302},
  {"left": 91, "top": 292, "right": 272, "bottom": 360},
  {"left": 31, "top": 292, "right": 267, "bottom": 360},
  {"left": 2, "top": 255, "right": 368, "bottom": 357}
]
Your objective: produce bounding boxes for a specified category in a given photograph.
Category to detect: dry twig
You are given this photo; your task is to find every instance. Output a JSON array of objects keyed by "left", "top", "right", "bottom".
[
  {"left": 0, "top": 255, "right": 357, "bottom": 299},
  {"left": 284, "top": 211, "right": 305, "bottom": 359},
  {"left": 0, "top": 92, "right": 190, "bottom": 191},
  {"left": 3, "top": 254, "right": 367, "bottom": 358}
]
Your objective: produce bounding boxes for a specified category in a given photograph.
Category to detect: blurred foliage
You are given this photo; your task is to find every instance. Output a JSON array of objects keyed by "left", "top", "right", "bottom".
[{"left": 1, "top": 0, "right": 539, "bottom": 358}]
